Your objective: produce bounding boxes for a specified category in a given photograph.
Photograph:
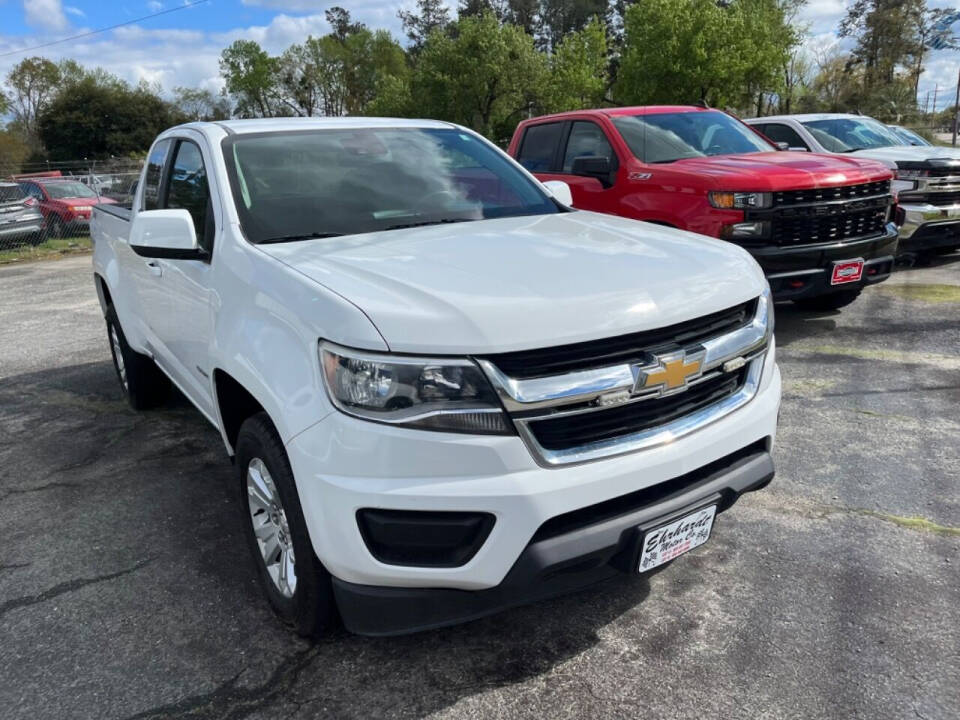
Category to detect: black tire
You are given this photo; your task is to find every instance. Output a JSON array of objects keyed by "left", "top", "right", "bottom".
[
  {"left": 793, "top": 288, "right": 862, "bottom": 312},
  {"left": 105, "top": 305, "right": 170, "bottom": 410},
  {"left": 45, "top": 215, "right": 64, "bottom": 239},
  {"left": 28, "top": 231, "right": 46, "bottom": 247},
  {"left": 236, "top": 412, "right": 335, "bottom": 638}
]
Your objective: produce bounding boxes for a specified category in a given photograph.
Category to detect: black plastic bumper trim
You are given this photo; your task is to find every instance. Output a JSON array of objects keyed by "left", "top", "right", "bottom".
[{"left": 332, "top": 444, "right": 775, "bottom": 636}]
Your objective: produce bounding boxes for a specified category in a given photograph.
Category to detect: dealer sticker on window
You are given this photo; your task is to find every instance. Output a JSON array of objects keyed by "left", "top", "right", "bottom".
[{"left": 638, "top": 505, "right": 717, "bottom": 573}]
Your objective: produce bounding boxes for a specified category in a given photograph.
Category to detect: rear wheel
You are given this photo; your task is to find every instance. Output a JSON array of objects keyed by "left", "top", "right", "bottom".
[
  {"left": 105, "top": 305, "right": 169, "bottom": 409},
  {"left": 793, "top": 288, "right": 862, "bottom": 312},
  {"left": 236, "top": 412, "right": 335, "bottom": 638}
]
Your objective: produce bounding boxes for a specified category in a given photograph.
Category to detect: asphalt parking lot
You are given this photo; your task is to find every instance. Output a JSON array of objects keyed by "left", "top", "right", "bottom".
[{"left": 1, "top": 254, "right": 958, "bottom": 720}]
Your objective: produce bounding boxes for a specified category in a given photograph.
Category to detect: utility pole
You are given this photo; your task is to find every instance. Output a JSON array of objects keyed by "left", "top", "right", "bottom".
[
  {"left": 953, "top": 68, "right": 960, "bottom": 147},
  {"left": 932, "top": 84, "right": 939, "bottom": 125}
]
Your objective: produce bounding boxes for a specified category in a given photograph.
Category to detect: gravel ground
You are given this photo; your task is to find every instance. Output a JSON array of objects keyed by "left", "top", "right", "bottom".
[{"left": 1, "top": 253, "right": 958, "bottom": 720}]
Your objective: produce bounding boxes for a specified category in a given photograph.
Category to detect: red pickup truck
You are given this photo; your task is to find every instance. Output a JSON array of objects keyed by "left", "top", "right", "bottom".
[{"left": 508, "top": 106, "right": 900, "bottom": 310}]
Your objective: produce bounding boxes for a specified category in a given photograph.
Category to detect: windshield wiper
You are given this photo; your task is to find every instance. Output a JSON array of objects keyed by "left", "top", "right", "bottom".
[
  {"left": 257, "top": 232, "right": 344, "bottom": 244},
  {"left": 383, "top": 218, "right": 473, "bottom": 231}
]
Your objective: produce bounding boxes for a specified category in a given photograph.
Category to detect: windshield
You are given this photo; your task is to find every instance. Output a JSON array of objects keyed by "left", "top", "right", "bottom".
[
  {"left": 801, "top": 118, "right": 904, "bottom": 152},
  {"left": 890, "top": 126, "right": 931, "bottom": 146},
  {"left": 42, "top": 181, "right": 98, "bottom": 199},
  {"left": 611, "top": 110, "right": 774, "bottom": 163},
  {"left": 223, "top": 127, "right": 560, "bottom": 243}
]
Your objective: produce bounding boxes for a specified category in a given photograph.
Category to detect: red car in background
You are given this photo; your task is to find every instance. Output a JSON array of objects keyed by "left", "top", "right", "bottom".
[
  {"left": 507, "top": 106, "right": 900, "bottom": 310},
  {"left": 16, "top": 178, "right": 116, "bottom": 237}
]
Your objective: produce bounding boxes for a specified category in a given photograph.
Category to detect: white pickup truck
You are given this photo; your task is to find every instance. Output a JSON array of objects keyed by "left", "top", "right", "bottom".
[
  {"left": 92, "top": 118, "right": 781, "bottom": 637},
  {"left": 746, "top": 113, "right": 960, "bottom": 257}
]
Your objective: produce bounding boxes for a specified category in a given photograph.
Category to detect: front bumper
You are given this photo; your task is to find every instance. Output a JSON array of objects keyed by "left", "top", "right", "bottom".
[
  {"left": 334, "top": 442, "right": 775, "bottom": 635},
  {"left": 745, "top": 224, "right": 899, "bottom": 300},
  {"left": 285, "top": 348, "right": 780, "bottom": 632},
  {"left": 897, "top": 202, "right": 960, "bottom": 252}
]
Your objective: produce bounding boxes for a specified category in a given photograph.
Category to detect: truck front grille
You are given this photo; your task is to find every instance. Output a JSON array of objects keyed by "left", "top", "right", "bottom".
[
  {"left": 900, "top": 190, "right": 960, "bottom": 206},
  {"left": 526, "top": 368, "right": 747, "bottom": 452},
  {"left": 482, "top": 299, "right": 756, "bottom": 379},
  {"left": 477, "top": 293, "right": 772, "bottom": 466},
  {"left": 770, "top": 206, "right": 889, "bottom": 246},
  {"left": 773, "top": 180, "right": 890, "bottom": 206},
  {"left": 747, "top": 180, "right": 891, "bottom": 248}
]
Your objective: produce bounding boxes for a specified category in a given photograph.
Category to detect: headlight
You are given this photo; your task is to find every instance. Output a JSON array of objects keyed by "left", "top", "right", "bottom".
[
  {"left": 894, "top": 168, "right": 928, "bottom": 180},
  {"left": 73, "top": 205, "right": 93, "bottom": 211},
  {"left": 721, "top": 221, "right": 768, "bottom": 239},
  {"left": 319, "top": 341, "right": 512, "bottom": 434},
  {"left": 708, "top": 191, "right": 772, "bottom": 210}
]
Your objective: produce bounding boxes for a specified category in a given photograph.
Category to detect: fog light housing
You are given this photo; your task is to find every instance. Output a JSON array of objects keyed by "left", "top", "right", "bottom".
[
  {"left": 357, "top": 509, "right": 496, "bottom": 567},
  {"left": 721, "top": 221, "right": 768, "bottom": 239}
]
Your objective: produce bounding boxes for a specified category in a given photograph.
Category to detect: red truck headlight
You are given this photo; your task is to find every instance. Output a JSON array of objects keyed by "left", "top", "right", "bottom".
[{"left": 709, "top": 191, "right": 772, "bottom": 210}]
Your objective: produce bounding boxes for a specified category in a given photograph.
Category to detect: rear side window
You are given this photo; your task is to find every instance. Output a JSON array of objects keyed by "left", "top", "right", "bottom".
[
  {"left": 143, "top": 139, "right": 172, "bottom": 210},
  {"left": 761, "top": 123, "right": 809, "bottom": 150},
  {"left": 562, "top": 121, "right": 615, "bottom": 172},
  {"left": 516, "top": 123, "right": 563, "bottom": 172},
  {"left": 165, "top": 140, "right": 212, "bottom": 254},
  {"left": 20, "top": 183, "right": 44, "bottom": 201},
  {"left": 0, "top": 184, "right": 25, "bottom": 204}
]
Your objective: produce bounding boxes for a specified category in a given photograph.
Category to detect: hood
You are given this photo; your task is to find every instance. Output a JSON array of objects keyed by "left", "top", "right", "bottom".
[
  {"left": 58, "top": 196, "right": 115, "bottom": 207},
  {"left": 259, "top": 212, "right": 765, "bottom": 355},
  {"left": 666, "top": 151, "right": 891, "bottom": 190},
  {"left": 852, "top": 145, "right": 960, "bottom": 167}
]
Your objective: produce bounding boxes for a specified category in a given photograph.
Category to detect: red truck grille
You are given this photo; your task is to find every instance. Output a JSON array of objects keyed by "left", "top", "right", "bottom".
[
  {"left": 770, "top": 207, "right": 889, "bottom": 246},
  {"left": 772, "top": 180, "right": 890, "bottom": 206}
]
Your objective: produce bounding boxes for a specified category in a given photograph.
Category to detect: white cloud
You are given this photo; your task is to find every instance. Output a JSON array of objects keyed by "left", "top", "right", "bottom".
[
  {"left": 64, "top": 6, "right": 85, "bottom": 18},
  {"left": 23, "top": 0, "right": 69, "bottom": 32},
  {"left": 148, "top": 1, "right": 164, "bottom": 10}
]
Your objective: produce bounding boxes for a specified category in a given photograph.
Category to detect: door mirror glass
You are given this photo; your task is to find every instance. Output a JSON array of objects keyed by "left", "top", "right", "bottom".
[
  {"left": 129, "top": 208, "right": 204, "bottom": 260},
  {"left": 542, "top": 180, "right": 573, "bottom": 207},
  {"left": 571, "top": 155, "right": 612, "bottom": 182}
]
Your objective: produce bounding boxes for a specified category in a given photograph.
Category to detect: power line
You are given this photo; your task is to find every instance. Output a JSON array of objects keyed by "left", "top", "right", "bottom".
[{"left": 0, "top": 0, "right": 210, "bottom": 59}]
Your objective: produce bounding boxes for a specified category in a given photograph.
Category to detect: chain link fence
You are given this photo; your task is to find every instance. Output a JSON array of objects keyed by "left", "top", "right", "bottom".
[{"left": 1, "top": 160, "right": 143, "bottom": 252}]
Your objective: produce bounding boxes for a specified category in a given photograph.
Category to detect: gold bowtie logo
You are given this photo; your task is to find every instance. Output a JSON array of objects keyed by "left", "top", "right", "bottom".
[{"left": 632, "top": 350, "right": 705, "bottom": 397}]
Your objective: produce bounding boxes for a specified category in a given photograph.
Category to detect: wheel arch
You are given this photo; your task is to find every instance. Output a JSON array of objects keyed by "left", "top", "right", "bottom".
[{"left": 213, "top": 369, "right": 272, "bottom": 456}]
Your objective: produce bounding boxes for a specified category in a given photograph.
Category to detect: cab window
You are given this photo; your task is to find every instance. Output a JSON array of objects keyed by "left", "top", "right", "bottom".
[
  {"left": 562, "top": 121, "right": 615, "bottom": 172},
  {"left": 516, "top": 123, "right": 563, "bottom": 171},
  {"left": 761, "top": 123, "right": 809, "bottom": 151},
  {"left": 164, "top": 140, "right": 213, "bottom": 255},
  {"left": 143, "top": 139, "right": 172, "bottom": 210}
]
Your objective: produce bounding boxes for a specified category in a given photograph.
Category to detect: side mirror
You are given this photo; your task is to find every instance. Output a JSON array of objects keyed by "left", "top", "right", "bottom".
[
  {"left": 129, "top": 209, "right": 206, "bottom": 260},
  {"left": 542, "top": 180, "right": 573, "bottom": 207},
  {"left": 774, "top": 141, "right": 790, "bottom": 151},
  {"left": 571, "top": 156, "right": 613, "bottom": 186}
]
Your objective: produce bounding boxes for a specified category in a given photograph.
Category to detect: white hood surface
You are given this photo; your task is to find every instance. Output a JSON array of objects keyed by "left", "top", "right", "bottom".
[
  {"left": 852, "top": 145, "right": 960, "bottom": 166},
  {"left": 259, "top": 211, "right": 765, "bottom": 355}
]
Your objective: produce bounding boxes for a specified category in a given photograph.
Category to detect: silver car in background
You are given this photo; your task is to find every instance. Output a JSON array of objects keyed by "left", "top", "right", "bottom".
[{"left": 0, "top": 182, "right": 45, "bottom": 247}]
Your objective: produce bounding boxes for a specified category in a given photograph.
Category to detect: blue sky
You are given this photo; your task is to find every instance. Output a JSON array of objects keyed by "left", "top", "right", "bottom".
[{"left": 0, "top": 0, "right": 958, "bottom": 109}]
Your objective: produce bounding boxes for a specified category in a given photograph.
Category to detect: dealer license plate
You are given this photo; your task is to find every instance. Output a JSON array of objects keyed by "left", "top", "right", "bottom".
[
  {"left": 831, "top": 259, "right": 864, "bottom": 285},
  {"left": 638, "top": 505, "right": 717, "bottom": 573}
]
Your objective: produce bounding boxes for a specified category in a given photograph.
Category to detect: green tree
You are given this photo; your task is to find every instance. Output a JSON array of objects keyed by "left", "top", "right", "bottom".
[
  {"left": 538, "top": 0, "right": 609, "bottom": 51},
  {"left": 173, "top": 86, "right": 231, "bottom": 121},
  {"left": 0, "top": 130, "right": 29, "bottom": 176},
  {"left": 399, "top": 0, "right": 451, "bottom": 52},
  {"left": 37, "top": 74, "right": 181, "bottom": 160},
  {"left": 616, "top": 0, "right": 794, "bottom": 108},
  {"left": 839, "top": 0, "right": 924, "bottom": 91},
  {"left": 5, "top": 57, "right": 62, "bottom": 143},
  {"left": 219, "top": 40, "right": 282, "bottom": 117},
  {"left": 545, "top": 17, "right": 609, "bottom": 111},
  {"left": 910, "top": 7, "right": 960, "bottom": 97},
  {"left": 411, "top": 12, "right": 549, "bottom": 140}
]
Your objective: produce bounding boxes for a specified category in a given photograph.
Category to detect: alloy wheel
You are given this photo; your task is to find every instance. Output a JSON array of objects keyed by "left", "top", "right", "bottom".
[{"left": 246, "top": 457, "right": 297, "bottom": 598}]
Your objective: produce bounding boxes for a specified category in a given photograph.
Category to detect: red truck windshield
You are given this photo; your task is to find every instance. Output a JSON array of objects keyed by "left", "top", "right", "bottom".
[{"left": 612, "top": 111, "right": 774, "bottom": 164}]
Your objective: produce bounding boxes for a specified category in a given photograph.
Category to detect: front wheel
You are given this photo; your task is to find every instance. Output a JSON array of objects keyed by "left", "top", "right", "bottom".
[
  {"left": 105, "top": 305, "right": 169, "bottom": 409},
  {"left": 236, "top": 412, "right": 335, "bottom": 638},
  {"left": 793, "top": 288, "right": 862, "bottom": 312},
  {"left": 45, "top": 215, "right": 64, "bottom": 239}
]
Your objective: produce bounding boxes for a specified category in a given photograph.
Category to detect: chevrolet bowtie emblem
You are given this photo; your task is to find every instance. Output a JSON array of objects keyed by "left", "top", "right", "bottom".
[{"left": 631, "top": 349, "right": 705, "bottom": 397}]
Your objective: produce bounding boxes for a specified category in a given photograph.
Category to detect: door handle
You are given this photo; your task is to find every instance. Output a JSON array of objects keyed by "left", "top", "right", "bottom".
[{"left": 146, "top": 260, "right": 163, "bottom": 277}]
